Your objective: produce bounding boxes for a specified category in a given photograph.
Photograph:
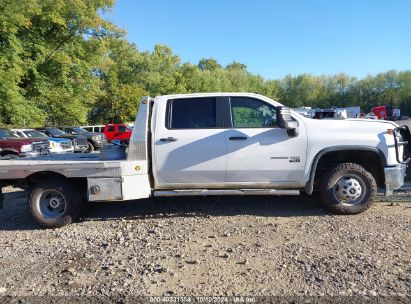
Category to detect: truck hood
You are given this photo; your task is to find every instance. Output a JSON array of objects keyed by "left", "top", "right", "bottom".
[
  {"left": 54, "top": 134, "right": 81, "bottom": 140},
  {"left": 0, "top": 137, "right": 47, "bottom": 144},
  {"left": 48, "top": 137, "right": 71, "bottom": 143},
  {"left": 81, "top": 132, "right": 104, "bottom": 137},
  {"left": 306, "top": 118, "right": 398, "bottom": 132},
  {"left": 344, "top": 118, "right": 398, "bottom": 127}
]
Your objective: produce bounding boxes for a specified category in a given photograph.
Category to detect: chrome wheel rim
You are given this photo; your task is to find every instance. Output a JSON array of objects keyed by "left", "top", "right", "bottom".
[
  {"left": 38, "top": 190, "right": 66, "bottom": 219},
  {"left": 333, "top": 175, "right": 365, "bottom": 205}
]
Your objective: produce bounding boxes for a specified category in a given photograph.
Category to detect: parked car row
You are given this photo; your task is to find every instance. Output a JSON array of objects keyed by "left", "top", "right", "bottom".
[
  {"left": 0, "top": 123, "right": 135, "bottom": 159},
  {"left": 12, "top": 129, "right": 75, "bottom": 154},
  {"left": 0, "top": 128, "right": 50, "bottom": 159},
  {"left": 57, "top": 127, "right": 106, "bottom": 152},
  {"left": 35, "top": 127, "right": 89, "bottom": 152},
  {"left": 0, "top": 125, "right": 109, "bottom": 159}
]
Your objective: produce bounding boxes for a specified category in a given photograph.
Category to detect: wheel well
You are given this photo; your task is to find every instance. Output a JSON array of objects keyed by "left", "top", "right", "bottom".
[
  {"left": 26, "top": 171, "right": 67, "bottom": 184},
  {"left": 313, "top": 150, "right": 385, "bottom": 189},
  {"left": 0, "top": 150, "right": 18, "bottom": 157},
  {"left": 26, "top": 172, "right": 87, "bottom": 199}
]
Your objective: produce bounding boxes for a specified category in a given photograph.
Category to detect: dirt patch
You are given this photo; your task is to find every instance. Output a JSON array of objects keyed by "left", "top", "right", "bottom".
[{"left": 0, "top": 188, "right": 410, "bottom": 299}]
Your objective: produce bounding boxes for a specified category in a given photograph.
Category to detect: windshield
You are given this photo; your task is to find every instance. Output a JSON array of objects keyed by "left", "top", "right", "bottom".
[
  {"left": 0, "top": 129, "right": 18, "bottom": 138},
  {"left": 73, "top": 127, "right": 88, "bottom": 134},
  {"left": 24, "top": 130, "right": 47, "bottom": 138},
  {"left": 48, "top": 128, "right": 66, "bottom": 136}
]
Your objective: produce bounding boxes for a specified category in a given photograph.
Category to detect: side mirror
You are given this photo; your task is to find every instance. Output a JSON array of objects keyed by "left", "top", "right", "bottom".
[{"left": 277, "top": 106, "right": 299, "bottom": 137}]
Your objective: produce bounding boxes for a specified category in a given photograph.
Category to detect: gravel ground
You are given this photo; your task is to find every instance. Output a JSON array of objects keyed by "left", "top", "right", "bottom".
[
  {"left": 397, "top": 120, "right": 411, "bottom": 128},
  {"left": 0, "top": 187, "right": 410, "bottom": 302}
]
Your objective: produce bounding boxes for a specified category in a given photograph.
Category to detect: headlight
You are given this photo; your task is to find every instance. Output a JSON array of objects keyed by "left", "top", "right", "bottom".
[
  {"left": 92, "top": 135, "right": 101, "bottom": 140},
  {"left": 21, "top": 144, "right": 33, "bottom": 152},
  {"left": 50, "top": 142, "right": 57, "bottom": 148}
]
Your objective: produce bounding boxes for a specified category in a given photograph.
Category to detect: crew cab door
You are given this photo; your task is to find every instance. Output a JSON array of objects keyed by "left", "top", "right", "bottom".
[
  {"left": 224, "top": 96, "right": 307, "bottom": 185},
  {"left": 154, "top": 97, "right": 226, "bottom": 188}
]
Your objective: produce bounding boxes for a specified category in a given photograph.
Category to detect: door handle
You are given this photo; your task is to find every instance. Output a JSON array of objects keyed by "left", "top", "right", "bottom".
[
  {"left": 229, "top": 136, "right": 247, "bottom": 140},
  {"left": 160, "top": 137, "right": 178, "bottom": 142}
]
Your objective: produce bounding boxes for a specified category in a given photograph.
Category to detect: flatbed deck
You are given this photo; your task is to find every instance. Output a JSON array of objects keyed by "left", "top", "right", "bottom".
[{"left": 0, "top": 153, "right": 126, "bottom": 179}]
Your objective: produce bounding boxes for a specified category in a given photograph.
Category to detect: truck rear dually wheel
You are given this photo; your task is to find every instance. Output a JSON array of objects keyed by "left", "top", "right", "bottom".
[
  {"left": 28, "top": 179, "right": 83, "bottom": 228},
  {"left": 319, "top": 162, "right": 376, "bottom": 214}
]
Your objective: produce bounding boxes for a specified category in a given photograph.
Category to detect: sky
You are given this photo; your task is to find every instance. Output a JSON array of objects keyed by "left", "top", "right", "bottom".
[{"left": 105, "top": 0, "right": 411, "bottom": 79}]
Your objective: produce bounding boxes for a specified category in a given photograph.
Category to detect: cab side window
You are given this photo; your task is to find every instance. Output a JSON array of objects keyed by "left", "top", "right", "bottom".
[
  {"left": 107, "top": 125, "right": 115, "bottom": 132},
  {"left": 167, "top": 98, "right": 217, "bottom": 129},
  {"left": 230, "top": 97, "right": 277, "bottom": 128}
]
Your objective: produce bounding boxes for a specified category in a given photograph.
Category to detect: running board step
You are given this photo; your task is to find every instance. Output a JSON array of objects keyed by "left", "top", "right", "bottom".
[{"left": 154, "top": 189, "right": 300, "bottom": 197}]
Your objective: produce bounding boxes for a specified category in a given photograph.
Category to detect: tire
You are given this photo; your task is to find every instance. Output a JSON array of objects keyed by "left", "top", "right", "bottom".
[
  {"left": 86, "top": 142, "right": 95, "bottom": 153},
  {"left": 2, "top": 154, "right": 19, "bottom": 160},
  {"left": 28, "top": 179, "right": 84, "bottom": 228},
  {"left": 319, "top": 162, "right": 377, "bottom": 215}
]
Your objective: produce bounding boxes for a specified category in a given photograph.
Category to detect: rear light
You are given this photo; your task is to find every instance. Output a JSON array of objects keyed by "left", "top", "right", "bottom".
[{"left": 387, "top": 129, "right": 394, "bottom": 135}]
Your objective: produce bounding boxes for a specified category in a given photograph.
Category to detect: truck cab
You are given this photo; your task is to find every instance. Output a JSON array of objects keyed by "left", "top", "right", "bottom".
[
  {"left": 103, "top": 124, "right": 132, "bottom": 142},
  {"left": 370, "top": 105, "right": 401, "bottom": 121},
  {"left": 58, "top": 126, "right": 107, "bottom": 152}
]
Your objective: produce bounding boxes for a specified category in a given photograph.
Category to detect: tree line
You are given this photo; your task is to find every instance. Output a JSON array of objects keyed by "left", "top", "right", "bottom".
[{"left": 1, "top": 0, "right": 411, "bottom": 127}]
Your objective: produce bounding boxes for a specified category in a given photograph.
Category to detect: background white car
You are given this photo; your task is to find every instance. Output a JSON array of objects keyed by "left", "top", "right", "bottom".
[{"left": 12, "top": 129, "right": 74, "bottom": 154}]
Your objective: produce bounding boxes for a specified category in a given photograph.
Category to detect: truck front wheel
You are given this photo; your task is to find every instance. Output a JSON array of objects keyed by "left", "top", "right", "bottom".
[
  {"left": 28, "top": 179, "right": 83, "bottom": 228},
  {"left": 319, "top": 163, "right": 377, "bottom": 214}
]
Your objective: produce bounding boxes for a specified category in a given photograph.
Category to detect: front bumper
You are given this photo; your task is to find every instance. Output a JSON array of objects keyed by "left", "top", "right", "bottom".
[
  {"left": 51, "top": 149, "right": 75, "bottom": 154},
  {"left": 384, "top": 164, "right": 407, "bottom": 195},
  {"left": 21, "top": 151, "right": 41, "bottom": 158},
  {"left": 91, "top": 139, "right": 107, "bottom": 149}
]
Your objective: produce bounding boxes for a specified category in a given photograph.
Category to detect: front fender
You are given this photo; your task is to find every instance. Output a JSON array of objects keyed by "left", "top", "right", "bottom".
[{"left": 305, "top": 146, "right": 386, "bottom": 195}]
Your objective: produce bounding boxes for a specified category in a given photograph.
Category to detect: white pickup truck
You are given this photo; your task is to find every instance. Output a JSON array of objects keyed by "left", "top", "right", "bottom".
[{"left": 0, "top": 93, "right": 410, "bottom": 228}]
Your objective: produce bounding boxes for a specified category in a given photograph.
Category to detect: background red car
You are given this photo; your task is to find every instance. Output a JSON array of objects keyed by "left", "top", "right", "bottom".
[{"left": 103, "top": 124, "right": 132, "bottom": 142}]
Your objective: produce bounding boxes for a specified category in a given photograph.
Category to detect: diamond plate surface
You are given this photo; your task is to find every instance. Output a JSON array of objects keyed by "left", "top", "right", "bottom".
[
  {"left": 128, "top": 97, "right": 150, "bottom": 161},
  {"left": 88, "top": 177, "right": 123, "bottom": 201}
]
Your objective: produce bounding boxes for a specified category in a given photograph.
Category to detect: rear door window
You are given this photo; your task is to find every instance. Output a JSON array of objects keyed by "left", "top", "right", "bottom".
[{"left": 167, "top": 98, "right": 217, "bottom": 129}]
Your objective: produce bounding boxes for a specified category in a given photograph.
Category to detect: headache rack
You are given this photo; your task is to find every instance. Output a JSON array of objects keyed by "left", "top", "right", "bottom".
[{"left": 393, "top": 125, "right": 411, "bottom": 164}]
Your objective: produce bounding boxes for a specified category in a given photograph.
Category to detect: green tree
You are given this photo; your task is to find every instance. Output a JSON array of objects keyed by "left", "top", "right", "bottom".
[
  {"left": 0, "top": 0, "right": 121, "bottom": 126},
  {"left": 198, "top": 58, "right": 222, "bottom": 71}
]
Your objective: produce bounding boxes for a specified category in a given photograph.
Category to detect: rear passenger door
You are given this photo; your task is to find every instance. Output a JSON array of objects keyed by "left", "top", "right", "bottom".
[{"left": 154, "top": 97, "right": 227, "bottom": 188}]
